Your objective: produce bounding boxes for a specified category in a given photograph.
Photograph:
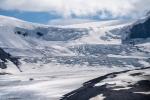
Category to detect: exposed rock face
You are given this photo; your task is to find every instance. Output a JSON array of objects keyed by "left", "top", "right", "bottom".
[
  {"left": 129, "top": 17, "right": 150, "bottom": 39},
  {"left": 0, "top": 48, "right": 21, "bottom": 70},
  {"left": 61, "top": 67, "right": 150, "bottom": 100},
  {"left": 121, "top": 15, "right": 150, "bottom": 44}
]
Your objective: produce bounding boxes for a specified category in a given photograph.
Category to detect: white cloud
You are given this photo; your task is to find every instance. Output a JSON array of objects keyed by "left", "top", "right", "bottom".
[
  {"left": 48, "top": 18, "right": 95, "bottom": 25},
  {"left": 0, "top": 0, "right": 150, "bottom": 18}
]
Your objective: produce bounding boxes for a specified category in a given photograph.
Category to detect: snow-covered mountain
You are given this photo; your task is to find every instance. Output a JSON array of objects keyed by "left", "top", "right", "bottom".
[
  {"left": 1, "top": 15, "right": 149, "bottom": 50},
  {"left": 0, "top": 15, "right": 88, "bottom": 48},
  {"left": 0, "top": 15, "right": 132, "bottom": 58},
  {"left": 0, "top": 15, "right": 150, "bottom": 69}
]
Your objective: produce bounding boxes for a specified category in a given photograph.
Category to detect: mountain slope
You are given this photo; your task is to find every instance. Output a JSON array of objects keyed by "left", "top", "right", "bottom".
[
  {"left": 121, "top": 15, "right": 150, "bottom": 44},
  {"left": 61, "top": 67, "right": 150, "bottom": 100},
  {"left": 0, "top": 15, "right": 88, "bottom": 49}
]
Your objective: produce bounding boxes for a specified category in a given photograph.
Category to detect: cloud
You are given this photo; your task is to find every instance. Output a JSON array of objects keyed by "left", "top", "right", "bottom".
[
  {"left": 48, "top": 18, "right": 95, "bottom": 25},
  {"left": 0, "top": 0, "right": 150, "bottom": 18}
]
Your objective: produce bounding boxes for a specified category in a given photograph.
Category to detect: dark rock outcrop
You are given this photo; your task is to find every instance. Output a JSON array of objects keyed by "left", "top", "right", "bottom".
[
  {"left": 61, "top": 67, "right": 150, "bottom": 100},
  {"left": 122, "top": 15, "right": 150, "bottom": 44},
  {"left": 0, "top": 48, "right": 21, "bottom": 71},
  {"left": 129, "top": 17, "right": 150, "bottom": 39}
]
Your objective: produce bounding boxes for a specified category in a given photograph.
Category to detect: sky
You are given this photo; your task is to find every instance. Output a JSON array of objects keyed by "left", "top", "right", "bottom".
[{"left": 0, "top": 0, "right": 150, "bottom": 25}]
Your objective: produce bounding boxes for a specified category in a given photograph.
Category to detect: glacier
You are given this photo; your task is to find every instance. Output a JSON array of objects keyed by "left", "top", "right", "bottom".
[{"left": 0, "top": 15, "right": 150, "bottom": 100}]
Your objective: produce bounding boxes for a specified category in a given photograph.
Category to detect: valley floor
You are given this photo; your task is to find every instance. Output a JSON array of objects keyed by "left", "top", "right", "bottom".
[
  {"left": 0, "top": 65, "right": 126, "bottom": 100},
  {"left": 0, "top": 65, "right": 150, "bottom": 100}
]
